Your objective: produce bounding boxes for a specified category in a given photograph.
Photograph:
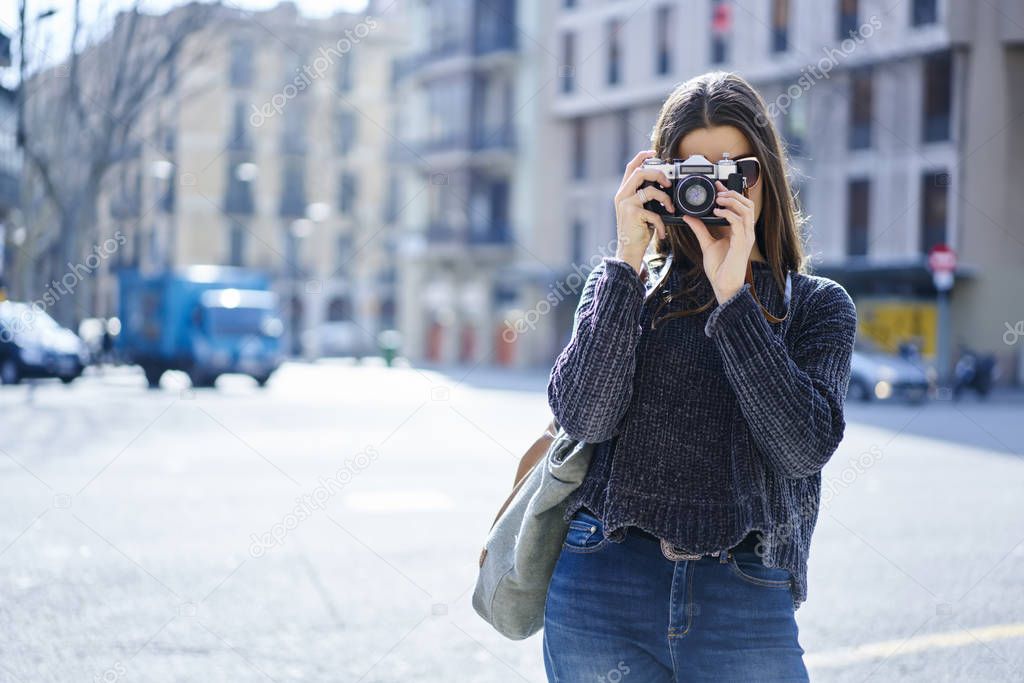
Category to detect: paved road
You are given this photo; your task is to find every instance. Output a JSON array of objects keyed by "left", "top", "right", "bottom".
[{"left": 1, "top": 362, "right": 1022, "bottom": 682}]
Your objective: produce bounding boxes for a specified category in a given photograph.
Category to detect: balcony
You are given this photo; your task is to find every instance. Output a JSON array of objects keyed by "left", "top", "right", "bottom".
[
  {"left": 425, "top": 222, "right": 462, "bottom": 245},
  {"left": 392, "top": 31, "right": 517, "bottom": 83},
  {"left": 472, "top": 125, "right": 515, "bottom": 151},
  {"left": 422, "top": 222, "right": 513, "bottom": 249},
  {"left": 467, "top": 221, "right": 512, "bottom": 246},
  {"left": 392, "top": 41, "right": 468, "bottom": 82},
  {"left": 390, "top": 125, "right": 515, "bottom": 165}
]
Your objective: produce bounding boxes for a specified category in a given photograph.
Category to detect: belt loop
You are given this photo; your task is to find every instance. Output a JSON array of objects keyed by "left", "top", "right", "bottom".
[{"left": 719, "top": 549, "right": 729, "bottom": 564}]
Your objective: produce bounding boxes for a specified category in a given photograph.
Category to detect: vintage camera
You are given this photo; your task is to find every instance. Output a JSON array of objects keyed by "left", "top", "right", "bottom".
[{"left": 639, "top": 153, "right": 751, "bottom": 226}]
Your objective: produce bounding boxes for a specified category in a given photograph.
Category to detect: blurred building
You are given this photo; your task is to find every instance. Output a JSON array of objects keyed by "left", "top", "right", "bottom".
[
  {"left": 0, "top": 83, "right": 19, "bottom": 240},
  {"left": 390, "top": 0, "right": 565, "bottom": 368},
  {"left": 552, "top": 0, "right": 1024, "bottom": 380},
  {"left": 89, "top": 2, "right": 404, "bottom": 357},
  {"left": 0, "top": 26, "right": 20, "bottom": 293}
]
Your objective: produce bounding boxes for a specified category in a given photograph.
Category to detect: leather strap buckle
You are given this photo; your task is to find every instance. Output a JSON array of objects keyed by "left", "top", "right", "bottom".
[{"left": 660, "top": 539, "right": 720, "bottom": 562}]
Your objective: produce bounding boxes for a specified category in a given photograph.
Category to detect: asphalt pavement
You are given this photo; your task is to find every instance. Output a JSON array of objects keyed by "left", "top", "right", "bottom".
[{"left": 1, "top": 361, "right": 1022, "bottom": 682}]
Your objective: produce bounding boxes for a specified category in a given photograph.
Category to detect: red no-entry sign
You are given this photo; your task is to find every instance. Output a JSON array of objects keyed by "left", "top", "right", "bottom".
[{"left": 928, "top": 244, "right": 956, "bottom": 291}]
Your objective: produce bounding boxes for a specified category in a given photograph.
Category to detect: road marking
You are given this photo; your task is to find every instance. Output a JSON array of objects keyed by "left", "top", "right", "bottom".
[
  {"left": 344, "top": 489, "right": 455, "bottom": 513},
  {"left": 807, "top": 622, "right": 1024, "bottom": 668}
]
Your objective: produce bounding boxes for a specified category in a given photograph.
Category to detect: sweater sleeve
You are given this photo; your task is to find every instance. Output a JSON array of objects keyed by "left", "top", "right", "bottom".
[
  {"left": 704, "top": 280, "right": 857, "bottom": 479},
  {"left": 547, "top": 256, "right": 646, "bottom": 443}
]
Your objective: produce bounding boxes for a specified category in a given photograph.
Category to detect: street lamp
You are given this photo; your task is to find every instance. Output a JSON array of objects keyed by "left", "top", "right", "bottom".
[{"left": 235, "top": 162, "right": 258, "bottom": 183}]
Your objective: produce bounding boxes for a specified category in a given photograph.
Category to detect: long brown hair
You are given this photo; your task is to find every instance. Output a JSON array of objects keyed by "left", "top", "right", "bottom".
[{"left": 645, "top": 71, "right": 807, "bottom": 328}]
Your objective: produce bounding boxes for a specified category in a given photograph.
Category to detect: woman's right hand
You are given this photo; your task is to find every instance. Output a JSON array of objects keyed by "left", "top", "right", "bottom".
[{"left": 613, "top": 150, "right": 674, "bottom": 274}]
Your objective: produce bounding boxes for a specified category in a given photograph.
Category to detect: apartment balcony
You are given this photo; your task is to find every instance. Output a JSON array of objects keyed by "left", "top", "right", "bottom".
[
  {"left": 419, "top": 222, "right": 466, "bottom": 257},
  {"left": 421, "top": 221, "right": 514, "bottom": 252},
  {"left": 467, "top": 221, "right": 512, "bottom": 246},
  {"left": 392, "top": 30, "right": 517, "bottom": 84},
  {"left": 472, "top": 125, "right": 515, "bottom": 152},
  {"left": 389, "top": 125, "right": 516, "bottom": 167}
]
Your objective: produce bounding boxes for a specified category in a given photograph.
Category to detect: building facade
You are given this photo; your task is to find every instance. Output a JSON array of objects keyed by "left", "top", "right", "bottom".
[
  {"left": 89, "top": 2, "right": 403, "bottom": 357},
  {"left": 0, "top": 83, "right": 20, "bottom": 293},
  {"left": 390, "top": 0, "right": 566, "bottom": 368},
  {"left": 551, "top": 0, "right": 1024, "bottom": 381}
]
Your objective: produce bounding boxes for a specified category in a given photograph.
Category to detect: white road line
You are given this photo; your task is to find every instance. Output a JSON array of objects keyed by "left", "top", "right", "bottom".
[{"left": 807, "top": 622, "right": 1024, "bottom": 668}]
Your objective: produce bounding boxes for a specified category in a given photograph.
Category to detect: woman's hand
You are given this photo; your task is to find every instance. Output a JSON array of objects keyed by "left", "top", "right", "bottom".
[
  {"left": 613, "top": 151, "right": 673, "bottom": 274},
  {"left": 682, "top": 180, "right": 757, "bottom": 304}
]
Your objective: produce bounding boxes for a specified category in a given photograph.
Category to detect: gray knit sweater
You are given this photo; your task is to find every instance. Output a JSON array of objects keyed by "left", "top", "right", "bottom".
[{"left": 548, "top": 255, "right": 857, "bottom": 607}]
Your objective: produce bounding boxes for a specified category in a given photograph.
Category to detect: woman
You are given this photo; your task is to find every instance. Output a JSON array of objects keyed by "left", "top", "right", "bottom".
[{"left": 543, "top": 72, "right": 857, "bottom": 682}]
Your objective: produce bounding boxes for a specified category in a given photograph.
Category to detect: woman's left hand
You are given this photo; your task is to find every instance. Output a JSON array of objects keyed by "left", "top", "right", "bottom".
[{"left": 681, "top": 180, "right": 757, "bottom": 304}]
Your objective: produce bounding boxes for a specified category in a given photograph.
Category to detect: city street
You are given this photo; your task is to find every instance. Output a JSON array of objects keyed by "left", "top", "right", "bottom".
[{"left": 1, "top": 362, "right": 1023, "bottom": 682}]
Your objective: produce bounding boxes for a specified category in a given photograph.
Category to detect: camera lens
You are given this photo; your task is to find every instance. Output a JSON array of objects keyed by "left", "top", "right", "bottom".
[
  {"left": 675, "top": 176, "right": 716, "bottom": 215},
  {"left": 684, "top": 183, "right": 708, "bottom": 207}
]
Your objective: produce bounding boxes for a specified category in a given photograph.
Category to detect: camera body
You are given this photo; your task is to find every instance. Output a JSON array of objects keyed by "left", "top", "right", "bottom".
[{"left": 639, "top": 153, "right": 747, "bottom": 226}]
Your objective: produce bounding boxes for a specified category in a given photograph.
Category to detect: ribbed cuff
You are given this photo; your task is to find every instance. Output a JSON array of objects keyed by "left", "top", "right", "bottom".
[
  {"left": 704, "top": 284, "right": 773, "bottom": 364},
  {"left": 587, "top": 257, "right": 645, "bottom": 331}
]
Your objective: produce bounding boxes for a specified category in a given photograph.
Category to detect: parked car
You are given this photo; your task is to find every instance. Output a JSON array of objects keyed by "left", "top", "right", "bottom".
[
  {"left": 848, "top": 340, "right": 930, "bottom": 403},
  {"left": 0, "top": 302, "right": 89, "bottom": 385},
  {"left": 302, "top": 321, "right": 376, "bottom": 360}
]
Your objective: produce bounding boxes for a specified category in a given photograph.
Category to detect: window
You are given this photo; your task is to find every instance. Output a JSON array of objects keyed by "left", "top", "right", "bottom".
[
  {"left": 607, "top": 19, "right": 622, "bottom": 86},
  {"left": 224, "top": 156, "right": 255, "bottom": 216},
  {"left": 488, "top": 180, "right": 510, "bottom": 242},
  {"left": 771, "top": 0, "right": 790, "bottom": 53},
  {"left": 475, "top": 0, "right": 515, "bottom": 53},
  {"left": 281, "top": 99, "right": 308, "bottom": 155},
  {"left": 846, "top": 179, "right": 870, "bottom": 256},
  {"left": 572, "top": 118, "right": 587, "bottom": 180},
  {"left": 838, "top": 0, "right": 858, "bottom": 40},
  {"left": 230, "top": 39, "right": 253, "bottom": 88},
  {"left": 571, "top": 220, "right": 584, "bottom": 265},
  {"left": 849, "top": 68, "right": 873, "bottom": 150},
  {"left": 335, "top": 234, "right": 354, "bottom": 279},
  {"left": 561, "top": 33, "right": 575, "bottom": 94},
  {"left": 327, "top": 295, "right": 352, "bottom": 321},
  {"left": 618, "top": 110, "right": 632, "bottom": 171},
  {"left": 337, "top": 54, "right": 353, "bottom": 92},
  {"left": 426, "top": 78, "right": 470, "bottom": 147},
  {"left": 923, "top": 52, "right": 952, "bottom": 142},
  {"left": 279, "top": 158, "right": 307, "bottom": 218},
  {"left": 338, "top": 173, "right": 357, "bottom": 214},
  {"left": 710, "top": 0, "right": 731, "bottom": 65},
  {"left": 228, "top": 101, "right": 251, "bottom": 151},
  {"left": 920, "top": 172, "right": 949, "bottom": 253},
  {"left": 655, "top": 6, "right": 672, "bottom": 75},
  {"left": 912, "top": 0, "right": 938, "bottom": 26},
  {"left": 783, "top": 94, "right": 808, "bottom": 157},
  {"left": 335, "top": 110, "right": 357, "bottom": 155},
  {"left": 228, "top": 220, "right": 246, "bottom": 266}
]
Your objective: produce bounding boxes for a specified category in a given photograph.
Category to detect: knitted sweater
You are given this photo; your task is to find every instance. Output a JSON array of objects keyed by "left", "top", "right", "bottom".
[{"left": 547, "top": 255, "right": 857, "bottom": 607}]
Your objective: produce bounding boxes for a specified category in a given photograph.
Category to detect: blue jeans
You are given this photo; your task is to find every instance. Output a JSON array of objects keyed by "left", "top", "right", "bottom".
[{"left": 543, "top": 508, "right": 808, "bottom": 682}]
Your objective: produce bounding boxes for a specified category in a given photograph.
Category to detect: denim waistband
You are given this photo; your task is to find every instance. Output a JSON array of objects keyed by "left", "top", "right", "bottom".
[{"left": 580, "top": 505, "right": 762, "bottom": 555}]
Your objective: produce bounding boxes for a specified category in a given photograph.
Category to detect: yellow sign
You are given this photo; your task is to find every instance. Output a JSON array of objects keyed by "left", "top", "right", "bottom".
[{"left": 857, "top": 299, "right": 937, "bottom": 357}]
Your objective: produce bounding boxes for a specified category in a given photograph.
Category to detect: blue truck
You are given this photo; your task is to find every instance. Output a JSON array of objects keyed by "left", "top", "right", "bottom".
[{"left": 117, "top": 266, "right": 284, "bottom": 389}]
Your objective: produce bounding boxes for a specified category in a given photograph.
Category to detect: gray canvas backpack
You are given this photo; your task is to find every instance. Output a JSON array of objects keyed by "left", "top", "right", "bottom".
[{"left": 472, "top": 422, "right": 595, "bottom": 640}]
